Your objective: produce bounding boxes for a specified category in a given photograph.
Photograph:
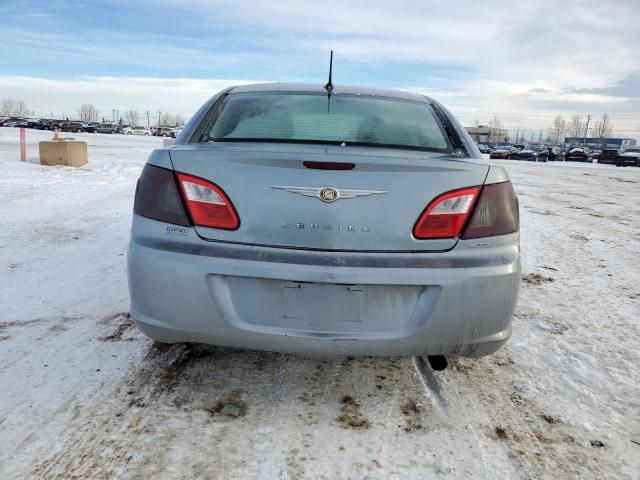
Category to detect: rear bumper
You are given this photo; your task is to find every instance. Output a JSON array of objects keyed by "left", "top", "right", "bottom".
[{"left": 128, "top": 216, "right": 520, "bottom": 358}]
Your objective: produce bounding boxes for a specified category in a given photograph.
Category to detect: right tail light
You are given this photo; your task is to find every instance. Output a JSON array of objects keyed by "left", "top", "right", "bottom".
[{"left": 461, "top": 181, "right": 519, "bottom": 239}]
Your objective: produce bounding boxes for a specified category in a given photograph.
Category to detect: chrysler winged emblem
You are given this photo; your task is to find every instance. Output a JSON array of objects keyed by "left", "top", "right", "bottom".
[{"left": 271, "top": 185, "right": 388, "bottom": 203}]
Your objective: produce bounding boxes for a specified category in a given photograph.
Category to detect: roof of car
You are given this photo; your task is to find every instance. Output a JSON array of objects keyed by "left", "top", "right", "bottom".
[{"left": 229, "top": 82, "right": 429, "bottom": 102}]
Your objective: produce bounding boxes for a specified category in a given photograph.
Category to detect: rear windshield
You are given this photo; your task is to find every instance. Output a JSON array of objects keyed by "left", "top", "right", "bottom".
[{"left": 204, "top": 93, "right": 451, "bottom": 152}]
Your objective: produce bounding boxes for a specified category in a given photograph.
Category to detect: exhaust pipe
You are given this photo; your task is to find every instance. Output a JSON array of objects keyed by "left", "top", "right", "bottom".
[{"left": 427, "top": 355, "right": 448, "bottom": 371}]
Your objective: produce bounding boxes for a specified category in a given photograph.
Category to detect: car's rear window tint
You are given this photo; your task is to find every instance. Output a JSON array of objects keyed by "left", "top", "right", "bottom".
[{"left": 206, "top": 93, "right": 450, "bottom": 152}]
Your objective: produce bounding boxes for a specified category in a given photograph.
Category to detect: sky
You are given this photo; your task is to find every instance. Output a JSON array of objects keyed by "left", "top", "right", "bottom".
[{"left": 1, "top": 0, "right": 639, "bottom": 138}]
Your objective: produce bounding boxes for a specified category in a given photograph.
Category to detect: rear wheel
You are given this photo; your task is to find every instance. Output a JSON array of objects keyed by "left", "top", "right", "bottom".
[{"left": 76, "top": 128, "right": 82, "bottom": 133}]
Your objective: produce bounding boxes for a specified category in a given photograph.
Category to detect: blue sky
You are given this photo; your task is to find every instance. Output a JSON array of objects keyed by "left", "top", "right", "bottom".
[
  {"left": 0, "top": 0, "right": 472, "bottom": 86},
  {"left": 1, "top": 0, "right": 639, "bottom": 136}
]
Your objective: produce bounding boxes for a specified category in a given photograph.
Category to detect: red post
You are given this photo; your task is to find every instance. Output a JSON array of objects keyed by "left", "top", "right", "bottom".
[{"left": 19, "top": 127, "right": 26, "bottom": 162}]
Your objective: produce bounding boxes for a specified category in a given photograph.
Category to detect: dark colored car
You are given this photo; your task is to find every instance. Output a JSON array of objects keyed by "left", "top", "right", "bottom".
[
  {"left": 489, "top": 145, "right": 518, "bottom": 159},
  {"left": 617, "top": 148, "right": 640, "bottom": 167},
  {"left": 565, "top": 147, "right": 592, "bottom": 162},
  {"left": 62, "top": 122, "right": 86, "bottom": 133},
  {"left": 478, "top": 144, "right": 493, "bottom": 154},
  {"left": 83, "top": 122, "right": 100, "bottom": 133},
  {"left": 95, "top": 123, "right": 118, "bottom": 134},
  {"left": 46, "top": 119, "right": 66, "bottom": 130},
  {"left": 514, "top": 146, "right": 546, "bottom": 162},
  {"left": 597, "top": 149, "right": 620, "bottom": 165}
]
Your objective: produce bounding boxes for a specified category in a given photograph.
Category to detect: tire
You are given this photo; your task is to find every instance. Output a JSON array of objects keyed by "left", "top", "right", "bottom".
[
  {"left": 126, "top": 131, "right": 132, "bottom": 135},
  {"left": 76, "top": 129, "right": 82, "bottom": 133}
]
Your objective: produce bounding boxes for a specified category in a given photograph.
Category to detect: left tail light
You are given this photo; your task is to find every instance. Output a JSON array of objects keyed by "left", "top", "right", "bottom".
[
  {"left": 413, "top": 186, "right": 481, "bottom": 239},
  {"left": 176, "top": 173, "right": 239, "bottom": 230},
  {"left": 133, "top": 164, "right": 190, "bottom": 226}
]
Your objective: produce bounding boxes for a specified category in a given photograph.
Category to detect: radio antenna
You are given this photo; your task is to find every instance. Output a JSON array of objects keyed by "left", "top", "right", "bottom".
[
  {"left": 324, "top": 50, "right": 334, "bottom": 114},
  {"left": 324, "top": 50, "right": 334, "bottom": 93}
]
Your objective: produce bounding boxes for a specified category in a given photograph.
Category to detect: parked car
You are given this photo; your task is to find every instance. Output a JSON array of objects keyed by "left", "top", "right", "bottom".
[
  {"left": 94, "top": 123, "right": 118, "bottom": 134},
  {"left": 545, "top": 146, "right": 563, "bottom": 161},
  {"left": 478, "top": 144, "right": 493, "bottom": 154},
  {"left": 617, "top": 148, "right": 640, "bottom": 167},
  {"left": 170, "top": 127, "right": 183, "bottom": 138},
  {"left": 513, "top": 146, "right": 546, "bottom": 162},
  {"left": 122, "top": 126, "right": 151, "bottom": 136},
  {"left": 61, "top": 122, "right": 86, "bottom": 133},
  {"left": 597, "top": 149, "right": 620, "bottom": 165},
  {"left": 489, "top": 146, "right": 514, "bottom": 159},
  {"left": 34, "top": 119, "right": 64, "bottom": 130},
  {"left": 83, "top": 122, "right": 101, "bottom": 133},
  {"left": 128, "top": 83, "right": 521, "bottom": 361},
  {"left": 592, "top": 150, "right": 601, "bottom": 160},
  {"left": 18, "top": 118, "right": 43, "bottom": 129},
  {"left": 12, "top": 120, "right": 31, "bottom": 128},
  {"left": 153, "top": 127, "right": 173, "bottom": 137},
  {"left": 565, "top": 147, "right": 592, "bottom": 162}
]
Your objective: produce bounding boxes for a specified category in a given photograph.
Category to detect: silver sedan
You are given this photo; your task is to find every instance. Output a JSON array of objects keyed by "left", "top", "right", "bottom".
[{"left": 128, "top": 83, "right": 520, "bottom": 362}]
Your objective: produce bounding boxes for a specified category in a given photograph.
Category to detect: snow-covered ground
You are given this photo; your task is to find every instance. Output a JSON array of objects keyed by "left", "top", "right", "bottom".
[{"left": 1, "top": 127, "right": 639, "bottom": 479}]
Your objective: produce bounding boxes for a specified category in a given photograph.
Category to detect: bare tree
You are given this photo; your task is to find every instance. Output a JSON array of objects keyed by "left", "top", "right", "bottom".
[
  {"left": 124, "top": 109, "right": 140, "bottom": 126},
  {"left": 548, "top": 114, "right": 566, "bottom": 145},
  {"left": 160, "top": 113, "right": 185, "bottom": 127},
  {"left": 1, "top": 98, "right": 30, "bottom": 116},
  {"left": 77, "top": 104, "right": 99, "bottom": 122},
  {"left": 567, "top": 114, "right": 584, "bottom": 142},
  {"left": 488, "top": 115, "right": 503, "bottom": 143},
  {"left": 591, "top": 112, "right": 613, "bottom": 139}
]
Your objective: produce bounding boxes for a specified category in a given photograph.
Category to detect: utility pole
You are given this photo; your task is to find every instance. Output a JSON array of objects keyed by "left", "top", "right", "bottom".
[
  {"left": 145, "top": 110, "right": 150, "bottom": 128},
  {"left": 112, "top": 109, "right": 116, "bottom": 125},
  {"left": 583, "top": 114, "right": 591, "bottom": 147},
  {"left": 157, "top": 110, "right": 161, "bottom": 128}
]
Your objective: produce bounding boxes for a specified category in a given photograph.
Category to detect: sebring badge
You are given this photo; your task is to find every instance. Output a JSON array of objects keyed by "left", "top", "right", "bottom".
[{"left": 271, "top": 185, "right": 388, "bottom": 203}]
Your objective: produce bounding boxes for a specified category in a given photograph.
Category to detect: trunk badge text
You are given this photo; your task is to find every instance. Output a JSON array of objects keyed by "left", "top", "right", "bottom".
[
  {"left": 271, "top": 185, "right": 388, "bottom": 203},
  {"left": 282, "top": 223, "right": 370, "bottom": 232},
  {"left": 166, "top": 226, "right": 188, "bottom": 237}
]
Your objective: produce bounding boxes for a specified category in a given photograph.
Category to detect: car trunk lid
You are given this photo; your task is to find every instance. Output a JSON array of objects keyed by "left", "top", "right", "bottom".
[{"left": 169, "top": 142, "right": 489, "bottom": 252}]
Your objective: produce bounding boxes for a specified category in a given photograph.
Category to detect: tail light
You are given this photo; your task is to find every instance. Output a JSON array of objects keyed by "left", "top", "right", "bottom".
[
  {"left": 133, "top": 165, "right": 240, "bottom": 231},
  {"left": 413, "top": 187, "right": 480, "bottom": 239},
  {"left": 462, "top": 181, "right": 519, "bottom": 239},
  {"left": 176, "top": 173, "right": 239, "bottom": 230},
  {"left": 413, "top": 181, "right": 519, "bottom": 240},
  {"left": 133, "top": 164, "right": 190, "bottom": 226}
]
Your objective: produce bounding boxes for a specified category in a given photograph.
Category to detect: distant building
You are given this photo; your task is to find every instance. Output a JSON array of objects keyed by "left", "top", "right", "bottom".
[
  {"left": 564, "top": 137, "right": 637, "bottom": 151},
  {"left": 465, "top": 125, "right": 508, "bottom": 143}
]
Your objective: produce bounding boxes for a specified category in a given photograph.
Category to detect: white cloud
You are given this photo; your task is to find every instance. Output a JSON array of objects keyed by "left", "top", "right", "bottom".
[{"left": 0, "top": 76, "right": 256, "bottom": 120}]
